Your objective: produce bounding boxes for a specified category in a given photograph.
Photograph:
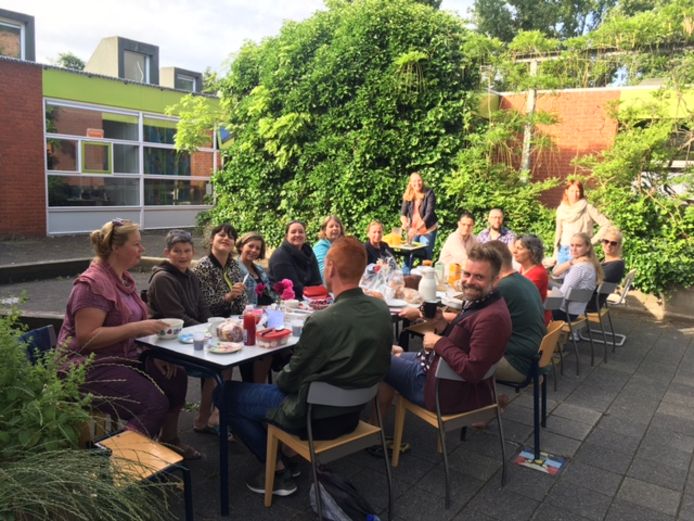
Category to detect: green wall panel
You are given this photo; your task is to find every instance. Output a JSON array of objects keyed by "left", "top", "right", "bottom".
[{"left": 42, "top": 68, "right": 217, "bottom": 114}]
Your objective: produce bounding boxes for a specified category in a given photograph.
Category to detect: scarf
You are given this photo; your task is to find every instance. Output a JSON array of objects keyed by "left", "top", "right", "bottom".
[{"left": 556, "top": 198, "right": 588, "bottom": 225}]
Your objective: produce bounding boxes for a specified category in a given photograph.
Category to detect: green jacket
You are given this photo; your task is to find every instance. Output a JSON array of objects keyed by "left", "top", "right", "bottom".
[{"left": 267, "top": 287, "right": 392, "bottom": 432}]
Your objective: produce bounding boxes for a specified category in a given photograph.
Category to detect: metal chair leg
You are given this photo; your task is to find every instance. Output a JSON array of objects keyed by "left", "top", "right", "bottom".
[
  {"left": 541, "top": 376, "right": 548, "bottom": 428},
  {"left": 179, "top": 465, "right": 194, "bottom": 521},
  {"left": 438, "top": 423, "right": 451, "bottom": 509},
  {"left": 307, "top": 407, "right": 323, "bottom": 521},
  {"left": 496, "top": 406, "right": 507, "bottom": 487},
  {"left": 374, "top": 400, "right": 393, "bottom": 521},
  {"left": 532, "top": 372, "right": 540, "bottom": 460}
]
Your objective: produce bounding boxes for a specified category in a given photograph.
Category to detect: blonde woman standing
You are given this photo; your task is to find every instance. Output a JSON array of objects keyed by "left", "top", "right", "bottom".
[{"left": 400, "top": 171, "right": 438, "bottom": 272}]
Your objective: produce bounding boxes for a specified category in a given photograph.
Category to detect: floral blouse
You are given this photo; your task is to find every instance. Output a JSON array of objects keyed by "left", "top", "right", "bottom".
[{"left": 192, "top": 254, "right": 248, "bottom": 317}]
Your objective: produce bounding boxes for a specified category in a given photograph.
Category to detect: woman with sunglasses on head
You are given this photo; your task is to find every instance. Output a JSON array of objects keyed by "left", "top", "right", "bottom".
[
  {"left": 57, "top": 219, "right": 199, "bottom": 459},
  {"left": 552, "top": 179, "right": 610, "bottom": 266},
  {"left": 586, "top": 226, "right": 626, "bottom": 312},
  {"left": 192, "top": 223, "right": 248, "bottom": 318}
]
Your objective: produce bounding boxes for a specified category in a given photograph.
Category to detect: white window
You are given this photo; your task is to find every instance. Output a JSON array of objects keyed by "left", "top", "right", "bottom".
[
  {"left": 0, "top": 18, "right": 24, "bottom": 59},
  {"left": 123, "top": 50, "right": 150, "bottom": 83},
  {"left": 175, "top": 73, "right": 197, "bottom": 91}
]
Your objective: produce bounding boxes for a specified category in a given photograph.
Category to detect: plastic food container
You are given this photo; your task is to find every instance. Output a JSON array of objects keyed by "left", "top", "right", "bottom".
[{"left": 256, "top": 328, "right": 292, "bottom": 348}]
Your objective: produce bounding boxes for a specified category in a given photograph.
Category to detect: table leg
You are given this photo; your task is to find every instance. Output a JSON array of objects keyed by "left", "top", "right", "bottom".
[{"left": 214, "top": 373, "right": 230, "bottom": 517}]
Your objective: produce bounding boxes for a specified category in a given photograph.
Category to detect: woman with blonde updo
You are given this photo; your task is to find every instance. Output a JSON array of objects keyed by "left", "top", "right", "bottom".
[
  {"left": 400, "top": 171, "right": 438, "bottom": 272},
  {"left": 57, "top": 219, "right": 200, "bottom": 459}
]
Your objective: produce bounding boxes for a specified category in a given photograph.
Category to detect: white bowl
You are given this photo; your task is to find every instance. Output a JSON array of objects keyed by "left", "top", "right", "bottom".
[{"left": 158, "top": 318, "right": 184, "bottom": 339}]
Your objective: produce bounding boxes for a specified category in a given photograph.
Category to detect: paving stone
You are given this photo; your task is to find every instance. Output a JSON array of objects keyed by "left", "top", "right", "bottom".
[
  {"left": 351, "top": 468, "right": 412, "bottom": 512},
  {"left": 531, "top": 430, "right": 581, "bottom": 457},
  {"left": 658, "top": 401, "right": 694, "bottom": 422},
  {"left": 617, "top": 477, "right": 681, "bottom": 516},
  {"left": 395, "top": 485, "right": 467, "bottom": 521},
  {"left": 561, "top": 461, "right": 623, "bottom": 497},
  {"left": 644, "top": 423, "right": 694, "bottom": 454},
  {"left": 414, "top": 464, "right": 485, "bottom": 503},
  {"left": 448, "top": 445, "right": 503, "bottom": 482},
  {"left": 574, "top": 441, "right": 634, "bottom": 474},
  {"left": 653, "top": 412, "right": 694, "bottom": 437},
  {"left": 451, "top": 506, "right": 503, "bottom": 521},
  {"left": 544, "top": 415, "right": 594, "bottom": 441},
  {"left": 551, "top": 403, "right": 602, "bottom": 426},
  {"left": 546, "top": 480, "right": 613, "bottom": 521},
  {"left": 636, "top": 441, "right": 692, "bottom": 471},
  {"left": 531, "top": 502, "right": 594, "bottom": 521},
  {"left": 604, "top": 499, "right": 676, "bottom": 521},
  {"left": 503, "top": 418, "right": 535, "bottom": 445},
  {"left": 503, "top": 402, "right": 536, "bottom": 427},
  {"left": 679, "top": 493, "right": 694, "bottom": 521},
  {"left": 626, "top": 455, "right": 688, "bottom": 492},
  {"left": 584, "top": 427, "right": 641, "bottom": 455},
  {"left": 596, "top": 414, "right": 649, "bottom": 438},
  {"left": 489, "top": 462, "right": 556, "bottom": 502},
  {"left": 465, "top": 481, "right": 539, "bottom": 521}
]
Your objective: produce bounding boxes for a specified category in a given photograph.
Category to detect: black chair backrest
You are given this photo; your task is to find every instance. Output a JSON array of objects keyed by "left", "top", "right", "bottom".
[{"left": 19, "top": 325, "right": 56, "bottom": 364}]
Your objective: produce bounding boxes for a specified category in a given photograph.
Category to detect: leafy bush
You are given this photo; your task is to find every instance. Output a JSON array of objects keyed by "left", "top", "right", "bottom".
[
  {"left": 577, "top": 95, "right": 694, "bottom": 295},
  {"left": 187, "top": 0, "right": 488, "bottom": 244},
  {"left": 0, "top": 314, "right": 176, "bottom": 520},
  {"left": 0, "top": 314, "right": 91, "bottom": 460}
]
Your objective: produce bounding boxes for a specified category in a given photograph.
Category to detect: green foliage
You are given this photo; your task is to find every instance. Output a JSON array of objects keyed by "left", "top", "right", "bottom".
[
  {"left": 576, "top": 94, "right": 694, "bottom": 295},
  {"left": 443, "top": 110, "right": 558, "bottom": 245},
  {"left": 166, "top": 94, "right": 224, "bottom": 153},
  {"left": 0, "top": 314, "right": 92, "bottom": 461},
  {"left": 0, "top": 314, "right": 177, "bottom": 520},
  {"left": 473, "top": 0, "right": 617, "bottom": 42},
  {"left": 55, "top": 52, "right": 85, "bottom": 71},
  {"left": 197, "top": 0, "right": 486, "bottom": 244},
  {"left": 0, "top": 448, "right": 175, "bottom": 521}
]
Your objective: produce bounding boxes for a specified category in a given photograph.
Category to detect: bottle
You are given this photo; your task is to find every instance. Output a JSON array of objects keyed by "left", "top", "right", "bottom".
[{"left": 243, "top": 305, "right": 256, "bottom": 346}]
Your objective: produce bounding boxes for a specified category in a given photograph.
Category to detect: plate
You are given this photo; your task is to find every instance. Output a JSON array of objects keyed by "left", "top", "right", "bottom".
[
  {"left": 208, "top": 342, "right": 243, "bottom": 354},
  {"left": 178, "top": 332, "right": 211, "bottom": 344},
  {"left": 386, "top": 298, "right": 408, "bottom": 308}
]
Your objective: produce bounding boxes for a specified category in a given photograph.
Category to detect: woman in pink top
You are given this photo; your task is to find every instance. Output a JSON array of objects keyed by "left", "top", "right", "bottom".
[
  {"left": 58, "top": 219, "right": 200, "bottom": 459},
  {"left": 513, "top": 234, "right": 551, "bottom": 325}
]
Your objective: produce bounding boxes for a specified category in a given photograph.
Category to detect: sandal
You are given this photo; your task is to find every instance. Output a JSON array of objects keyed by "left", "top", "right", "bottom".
[{"left": 193, "top": 424, "right": 219, "bottom": 436}]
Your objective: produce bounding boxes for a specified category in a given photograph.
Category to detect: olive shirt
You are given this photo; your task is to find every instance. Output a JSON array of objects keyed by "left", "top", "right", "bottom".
[
  {"left": 267, "top": 287, "right": 392, "bottom": 433},
  {"left": 496, "top": 273, "right": 547, "bottom": 377}
]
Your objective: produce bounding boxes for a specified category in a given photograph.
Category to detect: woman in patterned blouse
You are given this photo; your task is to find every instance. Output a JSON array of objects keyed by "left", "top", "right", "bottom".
[{"left": 192, "top": 223, "right": 248, "bottom": 317}]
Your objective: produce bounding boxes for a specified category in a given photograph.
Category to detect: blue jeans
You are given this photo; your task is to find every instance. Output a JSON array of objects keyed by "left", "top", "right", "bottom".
[
  {"left": 403, "top": 230, "right": 437, "bottom": 274},
  {"left": 384, "top": 352, "right": 426, "bottom": 407},
  {"left": 220, "top": 382, "right": 286, "bottom": 463},
  {"left": 557, "top": 245, "right": 571, "bottom": 264}
]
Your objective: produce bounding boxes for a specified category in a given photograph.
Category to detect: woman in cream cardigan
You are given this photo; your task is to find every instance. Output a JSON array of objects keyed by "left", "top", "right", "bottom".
[{"left": 553, "top": 179, "right": 610, "bottom": 265}]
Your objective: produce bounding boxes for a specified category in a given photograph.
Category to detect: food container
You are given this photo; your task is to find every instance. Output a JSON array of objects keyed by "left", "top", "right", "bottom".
[
  {"left": 217, "top": 318, "right": 244, "bottom": 342},
  {"left": 256, "top": 328, "right": 292, "bottom": 348},
  {"left": 158, "top": 318, "right": 184, "bottom": 339}
]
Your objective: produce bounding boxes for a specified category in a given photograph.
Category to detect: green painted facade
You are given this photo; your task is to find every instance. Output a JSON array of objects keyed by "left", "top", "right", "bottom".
[{"left": 42, "top": 68, "right": 217, "bottom": 114}]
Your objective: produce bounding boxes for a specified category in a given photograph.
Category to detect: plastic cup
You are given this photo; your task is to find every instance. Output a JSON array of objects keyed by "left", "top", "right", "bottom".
[{"left": 193, "top": 332, "right": 205, "bottom": 351}]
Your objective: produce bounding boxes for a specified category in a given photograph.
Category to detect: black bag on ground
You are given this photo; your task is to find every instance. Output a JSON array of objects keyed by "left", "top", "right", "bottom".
[{"left": 309, "top": 466, "right": 380, "bottom": 521}]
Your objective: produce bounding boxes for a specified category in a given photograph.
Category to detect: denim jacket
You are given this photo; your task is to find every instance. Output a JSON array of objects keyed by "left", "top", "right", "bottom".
[{"left": 238, "top": 261, "right": 271, "bottom": 305}]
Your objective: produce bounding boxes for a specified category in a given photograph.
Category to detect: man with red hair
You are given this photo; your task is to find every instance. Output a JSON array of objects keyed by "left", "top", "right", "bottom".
[{"left": 221, "top": 236, "right": 392, "bottom": 497}]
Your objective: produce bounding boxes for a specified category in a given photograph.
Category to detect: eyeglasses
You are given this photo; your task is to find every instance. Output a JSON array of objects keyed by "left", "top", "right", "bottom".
[{"left": 601, "top": 239, "right": 620, "bottom": 247}]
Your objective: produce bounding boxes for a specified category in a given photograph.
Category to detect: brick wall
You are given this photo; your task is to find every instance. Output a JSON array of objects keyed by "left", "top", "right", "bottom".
[
  {"left": 0, "top": 60, "right": 45, "bottom": 237},
  {"left": 500, "top": 89, "right": 620, "bottom": 206}
]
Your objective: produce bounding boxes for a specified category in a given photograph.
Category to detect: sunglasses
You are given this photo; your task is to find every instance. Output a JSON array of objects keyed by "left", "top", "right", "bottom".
[{"left": 601, "top": 239, "right": 620, "bottom": 247}]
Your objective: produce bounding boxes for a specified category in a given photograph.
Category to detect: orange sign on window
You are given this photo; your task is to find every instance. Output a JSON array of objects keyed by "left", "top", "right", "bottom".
[{"left": 86, "top": 128, "right": 104, "bottom": 138}]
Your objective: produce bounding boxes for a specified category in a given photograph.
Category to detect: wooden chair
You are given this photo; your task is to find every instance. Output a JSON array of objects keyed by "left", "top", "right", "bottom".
[
  {"left": 560, "top": 288, "right": 596, "bottom": 375},
  {"left": 264, "top": 382, "right": 392, "bottom": 521},
  {"left": 391, "top": 359, "right": 506, "bottom": 509},
  {"left": 497, "top": 321, "right": 564, "bottom": 460},
  {"left": 580, "top": 281, "right": 619, "bottom": 358},
  {"left": 97, "top": 430, "right": 194, "bottom": 521}
]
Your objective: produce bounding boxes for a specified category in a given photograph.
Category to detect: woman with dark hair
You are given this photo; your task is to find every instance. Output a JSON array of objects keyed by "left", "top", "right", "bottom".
[
  {"left": 400, "top": 171, "right": 438, "bottom": 271},
  {"left": 364, "top": 220, "right": 395, "bottom": 265},
  {"left": 553, "top": 179, "right": 610, "bottom": 265},
  {"left": 269, "top": 220, "right": 322, "bottom": 300},
  {"left": 236, "top": 231, "right": 274, "bottom": 306},
  {"left": 312, "top": 215, "right": 344, "bottom": 281},
  {"left": 192, "top": 223, "right": 247, "bottom": 317},
  {"left": 513, "top": 234, "right": 551, "bottom": 324},
  {"left": 57, "top": 219, "right": 199, "bottom": 458}
]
